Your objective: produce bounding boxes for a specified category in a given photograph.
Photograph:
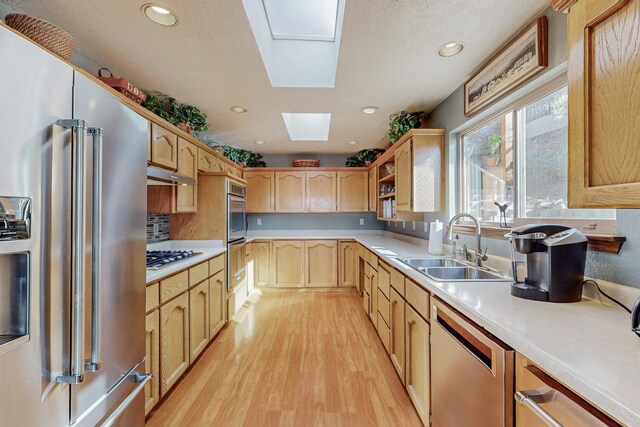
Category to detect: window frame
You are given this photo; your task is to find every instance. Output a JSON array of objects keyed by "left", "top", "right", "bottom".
[{"left": 455, "top": 74, "right": 617, "bottom": 234}]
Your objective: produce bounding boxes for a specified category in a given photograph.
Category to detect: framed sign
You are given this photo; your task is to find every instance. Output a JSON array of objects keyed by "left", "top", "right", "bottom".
[{"left": 464, "top": 16, "right": 548, "bottom": 117}]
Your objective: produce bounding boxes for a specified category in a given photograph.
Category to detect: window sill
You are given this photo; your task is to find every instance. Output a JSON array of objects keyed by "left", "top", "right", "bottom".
[{"left": 451, "top": 225, "right": 626, "bottom": 254}]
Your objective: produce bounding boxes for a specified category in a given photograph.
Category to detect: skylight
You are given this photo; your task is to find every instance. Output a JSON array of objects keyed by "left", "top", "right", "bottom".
[
  {"left": 281, "top": 113, "right": 331, "bottom": 141},
  {"left": 262, "top": 0, "right": 338, "bottom": 41},
  {"left": 242, "top": 0, "right": 345, "bottom": 87}
]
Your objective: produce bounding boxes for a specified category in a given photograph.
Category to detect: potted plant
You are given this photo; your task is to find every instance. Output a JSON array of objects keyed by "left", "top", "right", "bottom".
[
  {"left": 223, "top": 146, "right": 266, "bottom": 167},
  {"left": 487, "top": 133, "right": 502, "bottom": 165},
  {"left": 345, "top": 148, "right": 385, "bottom": 167},
  {"left": 386, "top": 111, "right": 428, "bottom": 144},
  {"left": 142, "top": 92, "right": 209, "bottom": 135}
]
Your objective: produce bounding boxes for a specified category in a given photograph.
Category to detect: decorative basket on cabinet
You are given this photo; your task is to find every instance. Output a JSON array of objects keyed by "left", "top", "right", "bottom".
[
  {"left": 293, "top": 159, "right": 320, "bottom": 167},
  {"left": 5, "top": 14, "right": 75, "bottom": 60}
]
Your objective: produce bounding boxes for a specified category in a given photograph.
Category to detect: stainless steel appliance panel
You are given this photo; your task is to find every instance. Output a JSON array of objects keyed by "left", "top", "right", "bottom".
[
  {"left": 431, "top": 298, "right": 515, "bottom": 426},
  {"left": 0, "top": 252, "right": 30, "bottom": 354},
  {"left": 227, "top": 239, "right": 246, "bottom": 292},
  {"left": 227, "top": 194, "right": 246, "bottom": 241},
  {"left": 0, "top": 25, "right": 73, "bottom": 426},
  {"left": 69, "top": 73, "right": 148, "bottom": 426}
]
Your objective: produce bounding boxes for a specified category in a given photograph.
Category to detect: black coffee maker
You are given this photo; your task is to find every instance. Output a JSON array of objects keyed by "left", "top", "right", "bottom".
[{"left": 505, "top": 224, "right": 588, "bottom": 302}]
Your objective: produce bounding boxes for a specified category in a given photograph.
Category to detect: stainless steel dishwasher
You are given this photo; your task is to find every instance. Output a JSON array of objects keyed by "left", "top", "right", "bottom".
[{"left": 431, "top": 298, "right": 515, "bottom": 426}]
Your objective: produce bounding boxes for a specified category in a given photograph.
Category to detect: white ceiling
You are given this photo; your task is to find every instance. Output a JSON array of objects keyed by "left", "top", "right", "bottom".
[{"left": 1, "top": 0, "right": 548, "bottom": 153}]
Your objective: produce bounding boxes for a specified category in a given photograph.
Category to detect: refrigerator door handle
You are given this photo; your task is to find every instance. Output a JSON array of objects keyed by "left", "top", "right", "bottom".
[
  {"left": 85, "top": 127, "right": 103, "bottom": 372},
  {"left": 101, "top": 373, "right": 152, "bottom": 427},
  {"left": 56, "top": 119, "right": 87, "bottom": 385}
]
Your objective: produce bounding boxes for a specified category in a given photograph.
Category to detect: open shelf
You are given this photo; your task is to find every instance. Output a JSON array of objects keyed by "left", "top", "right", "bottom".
[
  {"left": 379, "top": 173, "right": 395, "bottom": 183},
  {"left": 378, "top": 192, "right": 396, "bottom": 199}
]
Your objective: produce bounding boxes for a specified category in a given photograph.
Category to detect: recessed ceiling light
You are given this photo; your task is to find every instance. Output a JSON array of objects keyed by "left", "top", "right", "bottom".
[
  {"left": 255, "top": 140, "right": 265, "bottom": 145},
  {"left": 142, "top": 4, "right": 178, "bottom": 26},
  {"left": 437, "top": 41, "right": 464, "bottom": 57},
  {"left": 348, "top": 141, "right": 358, "bottom": 145},
  {"left": 361, "top": 106, "right": 379, "bottom": 114},
  {"left": 231, "top": 106, "right": 247, "bottom": 113}
]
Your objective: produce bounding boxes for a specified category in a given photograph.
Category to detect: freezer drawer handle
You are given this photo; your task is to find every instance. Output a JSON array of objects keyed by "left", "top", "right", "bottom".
[
  {"left": 515, "top": 390, "right": 563, "bottom": 427},
  {"left": 101, "top": 373, "right": 152, "bottom": 427},
  {"left": 55, "top": 119, "right": 87, "bottom": 385},
  {"left": 85, "top": 127, "right": 103, "bottom": 372}
]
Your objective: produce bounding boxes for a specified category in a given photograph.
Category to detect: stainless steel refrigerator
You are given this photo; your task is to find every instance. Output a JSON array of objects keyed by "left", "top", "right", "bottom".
[{"left": 0, "top": 24, "right": 148, "bottom": 426}]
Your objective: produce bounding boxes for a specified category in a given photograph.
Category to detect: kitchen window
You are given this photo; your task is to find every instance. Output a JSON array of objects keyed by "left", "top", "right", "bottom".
[{"left": 459, "top": 78, "right": 615, "bottom": 228}]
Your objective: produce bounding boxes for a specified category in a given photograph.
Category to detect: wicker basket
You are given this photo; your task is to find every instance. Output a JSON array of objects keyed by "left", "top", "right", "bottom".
[
  {"left": 5, "top": 14, "right": 75, "bottom": 60},
  {"left": 96, "top": 68, "right": 147, "bottom": 104},
  {"left": 293, "top": 159, "right": 319, "bottom": 167}
]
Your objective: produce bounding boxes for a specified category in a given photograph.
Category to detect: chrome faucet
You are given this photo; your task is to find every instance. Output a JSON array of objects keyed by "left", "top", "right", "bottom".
[{"left": 446, "top": 213, "right": 488, "bottom": 267}]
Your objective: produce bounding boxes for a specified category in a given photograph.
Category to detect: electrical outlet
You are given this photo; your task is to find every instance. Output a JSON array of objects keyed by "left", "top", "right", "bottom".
[
  {"left": 152, "top": 223, "right": 159, "bottom": 236},
  {"left": 359, "top": 218, "right": 364, "bottom": 226},
  {"left": 412, "top": 221, "right": 416, "bottom": 230},
  {"left": 257, "top": 218, "right": 262, "bottom": 226},
  {"left": 424, "top": 222, "right": 429, "bottom": 232},
  {"left": 402, "top": 221, "right": 406, "bottom": 229}
]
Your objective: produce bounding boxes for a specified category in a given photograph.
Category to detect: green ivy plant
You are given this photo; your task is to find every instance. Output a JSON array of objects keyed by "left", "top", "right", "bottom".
[
  {"left": 487, "top": 134, "right": 502, "bottom": 159},
  {"left": 223, "top": 146, "right": 266, "bottom": 167},
  {"left": 345, "top": 148, "right": 386, "bottom": 167},
  {"left": 142, "top": 92, "right": 209, "bottom": 134},
  {"left": 387, "top": 110, "right": 427, "bottom": 144}
]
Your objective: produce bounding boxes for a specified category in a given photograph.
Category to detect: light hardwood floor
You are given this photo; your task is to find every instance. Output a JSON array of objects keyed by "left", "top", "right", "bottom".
[{"left": 146, "top": 291, "right": 422, "bottom": 426}]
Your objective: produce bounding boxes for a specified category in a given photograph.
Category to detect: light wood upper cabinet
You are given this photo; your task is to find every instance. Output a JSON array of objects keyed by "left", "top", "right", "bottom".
[
  {"left": 245, "top": 171, "right": 275, "bottom": 213},
  {"left": 175, "top": 138, "right": 198, "bottom": 212},
  {"left": 394, "top": 130, "right": 445, "bottom": 212},
  {"left": 150, "top": 123, "right": 178, "bottom": 170},
  {"left": 198, "top": 148, "right": 226, "bottom": 173},
  {"left": 395, "top": 140, "right": 412, "bottom": 211},
  {"left": 306, "top": 171, "right": 337, "bottom": 212},
  {"left": 160, "top": 293, "right": 190, "bottom": 395},
  {"left": 271, "top": 240, "right": 305, "bottom": 287},
  {"left": 252, "top": 242, "right": 271, "bottom": 287},
  {"left": 275, "top": 171, "right": 306, "bottom": 213},
  {"left": 337, "top": 171, "right": 368, "bottom": 212},
  {"left": 338, "top": 241, "right": 356, "bottom": 287},
  {"left": 568, "top": 0, "right": 640, "bottom": 207},
  {"left": 405, "top": 304, "right": 430, "bottom": 426},
  {"left": 369, "top": 167, "right": 377, "bottom": 213},
  {"left": 305, "top": 240, "right": 338, "bottom": 287},
  {"left": 188, "top": 280, "right": 209, "bottom": 363},
  {"left": 390, "top": 287, "right": 405, "bottom": 385},
  {"left": 209, "top": 270, "right": 226, "bottom": 338},
  {"left": 144, "top": 310, "right": 160, "bottom": 414}
]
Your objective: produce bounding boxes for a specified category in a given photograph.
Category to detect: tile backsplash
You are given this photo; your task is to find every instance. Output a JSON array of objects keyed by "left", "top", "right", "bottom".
[{"left": 147, "top": 214, "right": 170, "bottom": 243}]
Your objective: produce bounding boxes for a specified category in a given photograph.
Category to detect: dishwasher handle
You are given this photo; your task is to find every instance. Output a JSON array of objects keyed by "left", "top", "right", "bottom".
[{"left": 515, "top": 390, "right": 563, "bottom": 427}]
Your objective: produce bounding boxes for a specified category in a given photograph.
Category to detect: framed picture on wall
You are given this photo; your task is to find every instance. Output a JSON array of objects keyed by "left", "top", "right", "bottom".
[{"left": 464, "top": 16, "right": 548, "bottom": 117}]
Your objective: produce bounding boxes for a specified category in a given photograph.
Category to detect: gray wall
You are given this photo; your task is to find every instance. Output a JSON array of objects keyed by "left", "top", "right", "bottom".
[
  {"left": 260, "top": 153, "right": 350, "bottom": 167},
  {"left": 385, "top": 8, "right": 640, "bottom": 289},
  {"left": 248, "top": 213, "right": 383, "bottom": 231}
]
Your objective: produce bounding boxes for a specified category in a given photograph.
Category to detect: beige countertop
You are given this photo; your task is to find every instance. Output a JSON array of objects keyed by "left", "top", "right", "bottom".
[
  {"left": 146, "top": 240, "right": 226, "bottom": 284},
  {"left": 247, "top": 230, "right": 640, "bottom": 425}
]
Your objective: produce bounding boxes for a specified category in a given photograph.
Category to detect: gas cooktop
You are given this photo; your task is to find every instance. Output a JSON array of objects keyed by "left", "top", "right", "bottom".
[{"left": 146, "top": 250, "right": 198, "bottom": 270}]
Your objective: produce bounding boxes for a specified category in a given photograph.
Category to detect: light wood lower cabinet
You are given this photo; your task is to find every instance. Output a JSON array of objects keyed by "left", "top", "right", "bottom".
[
  {"left": 160, "top": 292, "right": 190, "bottom": 396},
  {"left": 271, "top": 240, "right": 305, "bottom": 287},
  {"left": 209, "top": 270, "right": 226, "bottom": 338},
  {"left": 405, "top": 304, "right": 430, "bottom": 426},
  {"left": 390, "top": 287, "right": 405, "bottom": 384},
  {"left": 305, "top": 240, "right": 338, "bottom": 287},
  {"left": 369, "top": 262, "right": 378, "bottom": 328},
  {"left": 338, "top": 241, "right": 357, "bottom": 287},
  {"left": 252, "top": 242, "right": 271, "bottom": 287},
  {"left": 144, "top": 310, "right": 160, "bottom": 415},
  {"left": 188, "top": 280, "right": 209, "bottom": 363}
]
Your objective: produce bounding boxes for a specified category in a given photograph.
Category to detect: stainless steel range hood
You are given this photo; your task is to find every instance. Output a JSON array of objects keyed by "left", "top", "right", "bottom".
[{"left": 147, "top": 165, "right": 196, "bottom": 186}]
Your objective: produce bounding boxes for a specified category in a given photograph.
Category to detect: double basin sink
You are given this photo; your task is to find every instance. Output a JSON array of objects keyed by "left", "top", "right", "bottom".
[{"left": 397, "top": 257, "right": 511, "bottom": 282}]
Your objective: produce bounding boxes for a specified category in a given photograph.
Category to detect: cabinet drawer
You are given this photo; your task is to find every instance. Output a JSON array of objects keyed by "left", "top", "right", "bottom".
[
  {"left": 368, "top": 252, "right": 378, "bottom": 271},
  {"left": 160, "top": 270, "right": 189, "bottom": 303},
  {"left": 377, "top": 318, "right": 391, "bottom": 355},
  {"left": 377, "top": 289, "right": 390, "bottom": 327},
  {"left": 189, "top": 261, "right": 209, "bottom": 287},
  {"left": 405, "top": 278, "right": 429, "bottom": 320},
  {"left": 357, "top": 244, "right": 366, "bottom": 261},
  {"left": 377, "top": 263, "right": 391, "bottom": 299},
  {"left": 209, "top": 254, "right": 225, "bottom": 275},
  {"left": 390, "top": 268, "right": 405, "bottom": 296},
  {"left": 146, "top": 283, "right": 159, "bottom": 313}
]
